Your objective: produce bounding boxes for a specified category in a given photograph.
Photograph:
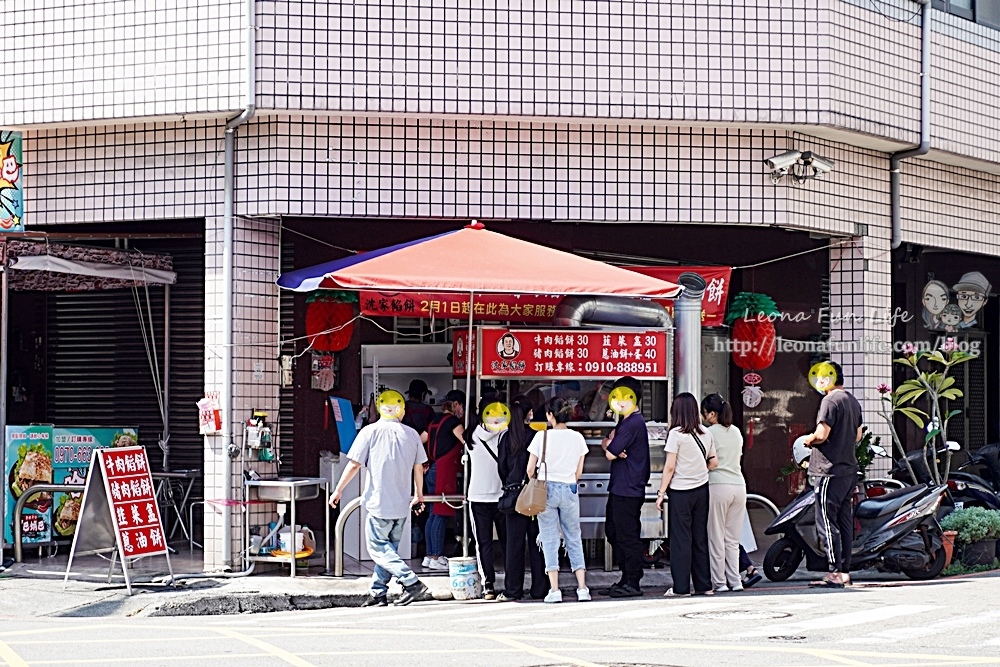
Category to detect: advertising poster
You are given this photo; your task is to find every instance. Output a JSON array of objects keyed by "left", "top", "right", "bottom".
[
  {"left": 0, "top": 130, "right": 24, "bottom": 233},
  {"left": 4, "top": 425, "right": 54, "bottom": 545},
  {"left": 51, "top": 428, "right": 138, "bottom": 539}
]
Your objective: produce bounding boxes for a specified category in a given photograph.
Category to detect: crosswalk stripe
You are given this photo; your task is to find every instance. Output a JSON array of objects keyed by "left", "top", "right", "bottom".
[{"left": 735, "top": 604, "right": 939, "bottom": 638}]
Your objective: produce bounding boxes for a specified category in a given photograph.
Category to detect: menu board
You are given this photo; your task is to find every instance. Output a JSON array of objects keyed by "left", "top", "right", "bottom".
[
  {"left": 100, "top": 447, "right": 166, "bottom": 559},
  {"left": 478, "top": 327, "right": 670, "bottom": 380}
]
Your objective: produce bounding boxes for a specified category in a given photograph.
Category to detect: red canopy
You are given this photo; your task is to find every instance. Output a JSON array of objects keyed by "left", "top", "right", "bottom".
[{"left": 277, "top": 223, "right": 682, "bottom": 298}]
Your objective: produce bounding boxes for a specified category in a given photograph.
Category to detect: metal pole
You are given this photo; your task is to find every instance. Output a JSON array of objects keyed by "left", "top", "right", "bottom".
[
  {"left": 462, "top": 291, "right": 473, "bottom": 558},
  {"left": 0, "top": 266, "right": 8, "bottom": 549},
  {"left": 14, "top": 484, "right": 85, "bottom": 562},
  {"left": 163, "top": 284, "right": 171, "bottom": 472}
]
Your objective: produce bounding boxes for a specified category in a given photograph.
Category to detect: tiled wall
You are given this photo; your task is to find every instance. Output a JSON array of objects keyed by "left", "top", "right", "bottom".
[
  {"left": 4, "top": 0, "right": 245, "bottom": 126},
  {"left": 255, "top": 0, "right": 829, "bottom": 125}
]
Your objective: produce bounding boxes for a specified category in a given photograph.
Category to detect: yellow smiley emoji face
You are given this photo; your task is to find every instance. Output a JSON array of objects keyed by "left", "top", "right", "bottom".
[
  {"left": 808, "top": 362, "right": 837, "bottom": 394},
  {"left": 376, "top": 390, "right": 406, "bottom": 420},
  {"left": 608, "top": 386, "right": 638, "bottom": 415},
  {"left": 482, "top": 402, "right": 511, "bottom": 432}
]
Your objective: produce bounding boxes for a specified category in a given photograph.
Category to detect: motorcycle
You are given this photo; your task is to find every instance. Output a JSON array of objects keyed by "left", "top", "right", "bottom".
[{"left": 890, "top": 442, "right": 1000, "bottom": 511}]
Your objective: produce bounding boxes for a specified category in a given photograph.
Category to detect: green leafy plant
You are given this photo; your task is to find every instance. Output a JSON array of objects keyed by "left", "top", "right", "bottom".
[
  {"left": 939, "top": 507, "right": 1000, "bottom": 546},
  {"left": 855, "top": 427, "right": 881, "bottom": 481},
  {"left": 942, "top": 558, "right": 1000, "bottom": 577},
  {"left": 876, "top": 341, "right": 976, "bottom": 485}
]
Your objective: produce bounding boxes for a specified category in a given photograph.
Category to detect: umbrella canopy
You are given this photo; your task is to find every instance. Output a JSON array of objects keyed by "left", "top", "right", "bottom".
[{"left": 277, "top": 223, "right": 682, "bottom": 298}]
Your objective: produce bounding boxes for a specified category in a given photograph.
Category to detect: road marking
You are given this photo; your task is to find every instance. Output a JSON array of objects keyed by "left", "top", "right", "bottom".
[
  {"left": 0, "top": 638, "right": 28, "bottom": 667},
  {"left": 212, "top": 628, "right": 317, "bottom": 667},
  {"left": 844, "top": 610, "right": 1000, "bottom": 644},
  {"left": 490, "top": 634, "right": 606, "bottom": 667},
  {"left": 735, "top": 604, "right": 940, "bottom": 638}
]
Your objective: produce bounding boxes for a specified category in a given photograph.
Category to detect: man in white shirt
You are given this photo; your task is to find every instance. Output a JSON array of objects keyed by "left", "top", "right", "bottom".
[{"left": 330, "top": 390, "right": 431, "bottom": 607}]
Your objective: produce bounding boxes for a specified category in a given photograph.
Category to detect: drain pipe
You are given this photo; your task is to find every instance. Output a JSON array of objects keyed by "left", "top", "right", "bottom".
[
  {"left": 891, "top": 0, "right": 931, "bottom": 250},
  {"left": 220, "top": 0, "right": 256, "bottom": 567},
  {"left": 674, "top": 272, "right": 707, "bottom": 397}
]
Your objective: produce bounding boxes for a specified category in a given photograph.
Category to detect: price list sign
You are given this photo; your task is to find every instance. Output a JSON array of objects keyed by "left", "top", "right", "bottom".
[
  {"left": 64, "top": 446, "right": 171, "bottom": 594},
  {"left": 479, "top": 327, "right": 670, "bottom": 379}
]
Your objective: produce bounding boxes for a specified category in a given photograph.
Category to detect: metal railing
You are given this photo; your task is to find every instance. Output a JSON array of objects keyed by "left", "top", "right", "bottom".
[
  {"left": 332, "top": 494, "right": 466, "bottom": 577},
  {"left": 13, "top": 484, "right": 85, "bottom": 563}
]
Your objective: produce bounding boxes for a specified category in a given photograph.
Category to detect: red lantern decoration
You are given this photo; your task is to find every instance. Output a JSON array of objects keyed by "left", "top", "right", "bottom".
[
  {"left": 730, "top": 317, "right": 777, "bottom": 371},
  {"left": 305, "top": 295, "right": 357, "bottom": 352}
]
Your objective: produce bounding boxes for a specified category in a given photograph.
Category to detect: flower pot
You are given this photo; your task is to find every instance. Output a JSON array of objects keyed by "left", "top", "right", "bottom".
[
  {"left": 959, "top": 539, "right": 997, "bottom": 567},
  {"left": 942, "top": 530, "right": 958, "bottom": 569}
]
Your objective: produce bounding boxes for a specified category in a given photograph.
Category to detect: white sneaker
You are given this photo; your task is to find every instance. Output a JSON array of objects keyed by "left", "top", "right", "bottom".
[
  {"left": 544, "top": 589, "right": 563, "bottom": 603},
  {"left": 421, "top": 556, "right": 432, "bottom": 568},
  {"left": 427, "top": 557, "right": 449, "bottom": 571},
  {"left": 576, "top": 587, "right": 591, "bottom": 602},
  {"left": 715, "top": 585, "right": 730, "bottom": 593},
  {"left": 730, "top": 584, "right": 745, "bottom": 592}
]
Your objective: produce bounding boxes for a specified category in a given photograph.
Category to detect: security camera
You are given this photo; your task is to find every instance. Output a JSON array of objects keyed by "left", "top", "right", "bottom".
[
  {"left": 764, "top": 150, "right": 802, "bottom": 171},
  {"left": 800, "top": 151, "right": 835, "bottom": 175}
]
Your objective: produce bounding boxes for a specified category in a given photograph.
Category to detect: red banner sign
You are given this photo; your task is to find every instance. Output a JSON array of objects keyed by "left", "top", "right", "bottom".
[
  {"left": 479, "top": 327, "right": 670, "bottom": 379},
  {"left": 360, "top": 291, "right": 558, "bottom": 323},
  {"left": 627, "top": 266, "right": 732, "bottom": 326},
  {"left": 100, "top": 447, "right": 167, "bottom": 559},
  {"left": 453, "top": 330, "right": 478, "bottom": 377}
]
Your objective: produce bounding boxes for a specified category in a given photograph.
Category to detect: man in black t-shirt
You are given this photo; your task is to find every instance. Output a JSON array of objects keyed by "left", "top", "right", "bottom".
[
  {"left": 402, "top": 379, "right": 435, "bottom": 436},
  {"left": 599, "top": 376, "right": 650, "bottom": 598},
  {"left": 803, "top": 361, "right": 863, "bottom": 588}
]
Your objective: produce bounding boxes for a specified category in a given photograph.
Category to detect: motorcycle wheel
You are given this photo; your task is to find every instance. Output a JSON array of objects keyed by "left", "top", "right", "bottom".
[
  {"left": 901, "top": 545, "right": 948, "bottom": 580},
  {"left": 763, "top": 537, "right": 803, "bottom": 582}
]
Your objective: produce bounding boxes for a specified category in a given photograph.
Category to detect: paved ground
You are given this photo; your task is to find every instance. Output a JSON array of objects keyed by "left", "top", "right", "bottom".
[{"left": 3, "top": 567, "right": 1000, "bottom": 666}]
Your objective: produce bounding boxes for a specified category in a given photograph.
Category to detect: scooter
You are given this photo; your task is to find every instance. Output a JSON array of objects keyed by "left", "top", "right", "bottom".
[
  {"left": 890, "top": 443, "right": 1000, "bottom": 511},
  {"left": 763, "top": 446, "right": 950, "bottom": 582}
]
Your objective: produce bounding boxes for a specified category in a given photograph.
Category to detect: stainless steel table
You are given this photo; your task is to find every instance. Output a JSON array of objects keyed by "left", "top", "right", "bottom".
[
  {"left": 152, "top": 469, "right": 202, "bottom": 542},
  {"left": 244, "top": 476, "right": 330, "bottom": 578}
]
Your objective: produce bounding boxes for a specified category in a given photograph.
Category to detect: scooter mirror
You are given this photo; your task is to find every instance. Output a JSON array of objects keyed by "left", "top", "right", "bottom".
[
  {"left": 869, "top": 445, "right": 888, "bottom": 457},
  {"left": 529, "top": 421, "right": 549, "bottom": 432},
  {"left": 946, "top": 440, "right": 961, "bottom": 452}
]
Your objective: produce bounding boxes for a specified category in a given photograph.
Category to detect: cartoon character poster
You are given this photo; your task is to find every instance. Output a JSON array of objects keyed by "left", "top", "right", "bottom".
[
  {"left": 0, "top": 131, "right": 23, "bottom": 233},
  {"left": 922, "top": 272, "right": 991, "bottom": 331}
]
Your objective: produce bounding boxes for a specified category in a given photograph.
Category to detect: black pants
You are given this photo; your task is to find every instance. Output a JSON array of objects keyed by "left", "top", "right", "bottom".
[
  {"left": 739, "top": 545, "right": 752, "bottom": 571},
  {"left": 668, "top": 483, "right": 712, "bottom": 595},
  {"left": 504, "top": 511, "right": 547, "bottom": 599},
  {"left": 814, "top": 474, "right": 855, "bottom": 573},
  {"left": 470, "top": 502, "right": 507, "bottom": 589},
  {"left": 605, "top": 493, "right": 645, "bottom": 588}
]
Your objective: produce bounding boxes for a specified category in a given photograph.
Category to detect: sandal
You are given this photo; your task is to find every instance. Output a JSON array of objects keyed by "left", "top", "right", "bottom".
[{"left": 809, "top": 577, "right": 845, "bottom": 588}]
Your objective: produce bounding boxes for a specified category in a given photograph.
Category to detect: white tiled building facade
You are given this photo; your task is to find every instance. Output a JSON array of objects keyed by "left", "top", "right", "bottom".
[{"left": 9, "top": 0, "right": 1000, "bottom": 568}]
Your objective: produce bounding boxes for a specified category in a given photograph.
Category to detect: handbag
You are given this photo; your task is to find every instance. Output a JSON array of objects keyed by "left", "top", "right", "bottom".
[{"left": 515, "top": 431, "right": 548, "bottom": 516}]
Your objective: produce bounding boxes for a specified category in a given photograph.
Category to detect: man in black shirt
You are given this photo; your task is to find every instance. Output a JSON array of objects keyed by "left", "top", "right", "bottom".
[
  {"left": 402, "top": 379, "right": 435, "bottom": 436},
  {"left": 803, "top": 361, "right": 863, "bottom": 588}
]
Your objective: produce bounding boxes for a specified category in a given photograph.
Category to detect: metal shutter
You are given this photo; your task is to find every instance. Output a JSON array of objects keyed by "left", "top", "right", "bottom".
[
  {"left": 46, "top": 245, "right": 205, "bottom": 476},
  {"left": 278, "top": 240, "right": 295, "bottom": 476}
]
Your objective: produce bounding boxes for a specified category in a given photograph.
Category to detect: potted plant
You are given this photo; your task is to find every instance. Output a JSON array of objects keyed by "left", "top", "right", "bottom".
[
  {"left": 875, "top": 340, "right": 976, "bottom": 485},
  {"left": 939, "top": 506, "right": 1000, "bottom": 567}
]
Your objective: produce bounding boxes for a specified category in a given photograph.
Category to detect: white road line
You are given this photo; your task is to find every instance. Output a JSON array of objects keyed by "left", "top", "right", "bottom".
[
  {"left": 842, "top": 610, "right": 1000, "bottom": 644},
  {"left": 735, "top": 604, "right": 940, "bottom": 638}
]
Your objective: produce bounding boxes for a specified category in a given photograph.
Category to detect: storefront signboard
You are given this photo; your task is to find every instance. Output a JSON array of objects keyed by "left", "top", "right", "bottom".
[
  {"left": 0, "top": 130, "right": 24, "bottom": 232},
  {"left": 478, "top": 327, "right": 670, "bottom": 380},
  {"left": 626, "top": 266, "right": 732, "bottom": 326},
  {"left": 452, "top": 329, "right": 478, "bottom": 377},
  {"left": 4, "top": 425, "right": 54, "bottom": 545}
]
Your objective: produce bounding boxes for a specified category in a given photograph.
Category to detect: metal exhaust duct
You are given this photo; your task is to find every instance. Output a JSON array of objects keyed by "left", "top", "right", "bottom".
[
  {"left": 674, "top": 272, "right": 707, "bottom": 397},
  {"left": 553, "top": 295, "right": 673, "bottom": 328}
]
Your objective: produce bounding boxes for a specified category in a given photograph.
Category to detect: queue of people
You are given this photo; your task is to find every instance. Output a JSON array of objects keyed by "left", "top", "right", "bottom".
[{"left": 333, "top": 375, "right": 766, "bottom": 606}]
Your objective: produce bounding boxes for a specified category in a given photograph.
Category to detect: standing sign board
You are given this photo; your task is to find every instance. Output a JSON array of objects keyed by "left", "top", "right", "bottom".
[
  {"left": 4, "top": 425, "right": 55, "bottom": 546},
  {"left": 478, "top": 327, "right": 670, "bottom": 380},
  {"left": 64, "top": 446, "right": 171, "bottom": 594}
]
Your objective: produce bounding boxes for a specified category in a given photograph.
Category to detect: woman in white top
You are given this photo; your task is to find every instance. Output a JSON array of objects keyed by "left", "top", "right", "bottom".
[
  {"left": 656, "top": 392, "right": 718, "bottom": 597},
  {"left": 467, "top": 396, "right": 508, "bottom": 600},
  {"left": 526, "top": 397, "right": 590, "bottom": 603},
  {"left": 702, "top": 393, "right": 747, "bottom": 592}
]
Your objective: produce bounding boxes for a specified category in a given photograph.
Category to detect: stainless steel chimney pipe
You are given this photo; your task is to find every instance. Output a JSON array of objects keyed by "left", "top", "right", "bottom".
[{"left": 674, "top": 272, "right": 707, "bottom": 397}]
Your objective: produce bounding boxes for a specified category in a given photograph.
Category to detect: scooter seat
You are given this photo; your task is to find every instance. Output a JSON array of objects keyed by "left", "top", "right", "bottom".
[{"left": 855, "top": 485, "right": 927, "bottom": 520}]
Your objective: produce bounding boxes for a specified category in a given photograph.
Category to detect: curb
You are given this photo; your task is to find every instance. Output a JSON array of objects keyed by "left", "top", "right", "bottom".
[{"left": 148, "top": 590, "right": 456, "bottom": 617}]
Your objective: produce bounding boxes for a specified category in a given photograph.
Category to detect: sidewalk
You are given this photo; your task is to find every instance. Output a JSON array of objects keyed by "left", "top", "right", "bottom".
[{"left": 0, "top": 550, "right": 676, "bottom": 619}]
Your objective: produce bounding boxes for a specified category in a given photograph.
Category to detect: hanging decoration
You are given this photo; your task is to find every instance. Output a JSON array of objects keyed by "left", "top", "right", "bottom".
[
  {"left": 726, "top": 291, "right": 780, "bottom": 407},
  {"left": 305, "top": 290, "right": 358, "bottom": 352}
]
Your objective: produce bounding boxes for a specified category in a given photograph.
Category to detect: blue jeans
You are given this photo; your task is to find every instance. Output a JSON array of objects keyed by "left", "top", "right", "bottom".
[
  {"left": 537, "top": 481, "right": 586, "bottom": 573},
  {"left": 365, "top": 514, "right": 419, "bottom": 597}
]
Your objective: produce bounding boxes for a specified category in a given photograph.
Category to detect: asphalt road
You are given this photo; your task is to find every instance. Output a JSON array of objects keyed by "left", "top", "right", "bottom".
[{"left": 3, "top": 573, "right": 1000, "bottom": 667}]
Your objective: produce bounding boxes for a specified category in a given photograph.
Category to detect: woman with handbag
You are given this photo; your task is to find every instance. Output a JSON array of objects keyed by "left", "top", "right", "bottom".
[
  {"left": 467, "top": 395, "right": 508, "bottom": 600},
  {"left": 422, "top": 390, "right": 466, "bottom": 571},
  {"left": 655, "top": 392, "right": 718, "bottom": 598},
  {"left": 526, "top": 397, "right": 590, "bottom": 603},
  {"left": 496, "top": 396, "right": 547, "bottom": 601}
]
